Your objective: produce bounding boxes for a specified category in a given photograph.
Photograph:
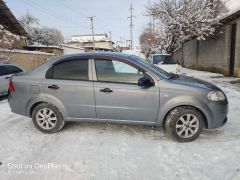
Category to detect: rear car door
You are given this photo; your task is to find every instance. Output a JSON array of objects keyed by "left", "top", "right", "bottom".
[
  {"left": 92, "top": 58, "right": 159, "bottom": 122},
  {"left": 42, "top": 58, "right": 96, "bottom": 119}
]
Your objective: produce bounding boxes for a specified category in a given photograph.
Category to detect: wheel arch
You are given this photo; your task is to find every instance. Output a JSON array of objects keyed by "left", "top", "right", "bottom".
[
  {"left": 162, "top": 105, "right": 208, "bottom": 128},
  {"left": 26, "top": 94, "right": 69, "bottom": 120},
  {"left": 156, "top": 96, "right": 214, "bottom": 128}
]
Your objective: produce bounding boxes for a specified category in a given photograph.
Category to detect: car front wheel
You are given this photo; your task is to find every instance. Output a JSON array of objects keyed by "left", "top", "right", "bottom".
[
  {"left": 32, "top": 103, "right": 65, "bottom": 133},
  {"left": 164, "top": 107, "right": 204, "bottom": 142}
]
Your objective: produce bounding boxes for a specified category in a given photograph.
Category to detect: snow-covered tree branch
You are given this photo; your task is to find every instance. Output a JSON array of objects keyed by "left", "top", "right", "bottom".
[
  {"left": 145, "top": 0, "right": 224, "bottom": 55},
  {"left": 19, "top": 13, "right": 64, "bottom": 46}
]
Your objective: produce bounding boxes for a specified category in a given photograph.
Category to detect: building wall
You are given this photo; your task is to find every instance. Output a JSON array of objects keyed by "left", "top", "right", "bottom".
[
  {"left": 174, "top": 18, "right": 240, "bottom": 77},
  {"left": 62, "top": 47, "right": 84, "bottom": 55},
  {"left": 0, "top": 50, "right": 55, "bottom": 71},
  {"left": 235, "top": 17, "right": 240, "bottom": 77},
  {"left": 182, "top": 39, "right": 198, "bottom": 67},
  {"left": 95, "top": 41, "right": 113, "bottom": 49}
]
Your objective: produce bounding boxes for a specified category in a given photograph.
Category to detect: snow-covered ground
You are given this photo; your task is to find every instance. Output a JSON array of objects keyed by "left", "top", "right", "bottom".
[{"left": 0, "top": 69, "right": 240, "bottom": 180}]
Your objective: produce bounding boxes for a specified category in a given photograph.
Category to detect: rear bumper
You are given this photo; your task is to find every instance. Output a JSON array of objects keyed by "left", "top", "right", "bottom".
[
  {"left": 0, "top": 90, "right": 8, "bottom": 97},
  {"left": 8, "top": 93, "right": 28, "bottom": 117}
]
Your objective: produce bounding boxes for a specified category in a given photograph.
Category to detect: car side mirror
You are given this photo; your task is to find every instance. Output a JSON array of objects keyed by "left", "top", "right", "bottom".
[{"left": 138, "top": 76, "right": 153, "bottom": 87}]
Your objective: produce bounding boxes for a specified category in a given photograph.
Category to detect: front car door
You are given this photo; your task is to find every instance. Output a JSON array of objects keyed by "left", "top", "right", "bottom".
[
  {"left": 42, "top": 57, "right": 96, "bottom": 119},
  {"left": 92, "top": 57, "right": 160, "bottom": 123}
]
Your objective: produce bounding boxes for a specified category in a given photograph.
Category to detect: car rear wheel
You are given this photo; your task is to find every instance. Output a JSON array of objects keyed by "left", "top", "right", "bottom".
[
  {"left": 164, "top": 107, "right": 203, "bottom": 142},
  {"left": 32, "top": 103, "right": 65, "bottom": 133}
]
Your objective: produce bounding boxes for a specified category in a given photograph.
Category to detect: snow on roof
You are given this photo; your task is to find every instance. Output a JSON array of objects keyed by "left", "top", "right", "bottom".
[
  {"left": 0, "top": 48, "right": 55, "bottom": 55},
  {"left": 223, "top": 0, "right": 240, "bottom": 17},
  {"left": 27, "top": 44, "right": 63, "bottom": 49},
  {"left": 70, "top": 34, "right": 112, "bottom": 43}
]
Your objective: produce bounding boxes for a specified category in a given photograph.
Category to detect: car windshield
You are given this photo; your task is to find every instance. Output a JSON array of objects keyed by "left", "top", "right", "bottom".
[
  {"left": 130, "top": 56, "right": 171, "bottom": 79},
  {"left": 153, "top": 55, "right": 177, "bottom": 64}
]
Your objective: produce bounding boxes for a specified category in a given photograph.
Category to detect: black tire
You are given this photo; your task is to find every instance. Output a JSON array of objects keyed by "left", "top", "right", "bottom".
[
  {"left": 32, "top": 103, "right": 65, "bottom": 133},
  {"left": 164, "top": 107, "right": 204, "bottom": 142}
]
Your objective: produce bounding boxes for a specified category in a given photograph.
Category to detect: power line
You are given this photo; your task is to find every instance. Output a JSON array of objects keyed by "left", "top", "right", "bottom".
[
  {"left": 87, "top": 16, "right": 96, "bottom": 51},
  {"left": 128, "top": 3, "right": 136, "bottom": 50},
  {"left": 21, "top": 0, "right": 89, "bottom": 29}
]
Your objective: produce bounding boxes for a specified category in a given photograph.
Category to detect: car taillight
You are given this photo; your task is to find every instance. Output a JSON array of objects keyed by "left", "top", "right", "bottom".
[{"left": 9, "top": 76, "right": 15, "bottom": 92}]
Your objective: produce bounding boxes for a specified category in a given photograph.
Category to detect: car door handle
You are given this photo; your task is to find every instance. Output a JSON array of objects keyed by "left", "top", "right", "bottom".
[
  {"left": 100, "top": 88, "right": 113, "bottom": 93},
  {"left": 48, "top": 84, "right": 59, "bottom": 90}
]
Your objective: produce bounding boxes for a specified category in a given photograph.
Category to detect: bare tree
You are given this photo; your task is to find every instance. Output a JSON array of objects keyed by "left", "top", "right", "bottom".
[
  {"left": 140, "top": 28, "right": 163, "bottom": 56},
  {"left": 31, "top": 27, "right": 64, "bottom": 46},
  {"left": 146, "top": 0, "right": 224, "bottom": 55},
  {"left": 19, "top": 13, "right": 64, "bottom": 46},
  {"left": 18, "top": 12, "right": 39, "bottom": 35}
]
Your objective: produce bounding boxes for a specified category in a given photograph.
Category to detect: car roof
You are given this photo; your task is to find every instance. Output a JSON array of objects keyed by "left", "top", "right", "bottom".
[{"left": 45, "top": 52, "right": 136, "bottom": 65}]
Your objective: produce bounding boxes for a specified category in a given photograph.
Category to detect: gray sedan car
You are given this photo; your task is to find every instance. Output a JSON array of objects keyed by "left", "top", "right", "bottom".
[{"left": 8, "top": 52, "right": 228, "bottom": 142}]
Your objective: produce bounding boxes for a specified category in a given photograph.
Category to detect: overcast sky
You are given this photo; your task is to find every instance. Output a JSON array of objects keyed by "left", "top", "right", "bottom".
[{"left": 5, "top": 0, "right": 151, "bottom": 48}]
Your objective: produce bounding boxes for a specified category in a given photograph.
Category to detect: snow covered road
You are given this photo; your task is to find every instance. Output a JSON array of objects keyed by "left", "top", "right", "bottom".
[{"left": 0, "top": 75, "right": 240, "bottom": 180}]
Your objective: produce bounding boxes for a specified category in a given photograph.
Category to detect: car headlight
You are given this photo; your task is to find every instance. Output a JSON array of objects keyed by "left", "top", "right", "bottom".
[{"left": 207, "top": 90, "right": 225, "bottom": 101}]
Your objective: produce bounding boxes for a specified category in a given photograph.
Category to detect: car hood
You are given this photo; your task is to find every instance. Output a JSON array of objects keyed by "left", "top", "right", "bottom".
[{"left": 170, "top": 75, "right": 220, "bottom": 91}]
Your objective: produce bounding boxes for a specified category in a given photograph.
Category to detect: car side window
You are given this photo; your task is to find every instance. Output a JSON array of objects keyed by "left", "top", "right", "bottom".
[
  {"left": 0, "top": 66, "right": 8, "bottom": 76},
  {"left": 46, "top": 59, "right": 88, "bottom": 80},
  {"left": 0, "top": 66, "right": 22, "bottom": 76},
  {"left": 95, "top": 59, "right": 144, "bottom": 84}
]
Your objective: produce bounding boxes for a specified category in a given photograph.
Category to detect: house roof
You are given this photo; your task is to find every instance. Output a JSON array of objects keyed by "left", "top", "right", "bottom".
[
  {"left": 221, "top": 0, "right": 240, "bottom": 23},
  {"left": 0, "top": 0, "right": 29, "bottom": 37},
  {"left": 70, "top": 34, "right": 112, "bottom": 43},
  {"left": 224, "top": 0, "right": 240, "bottom": 16}
]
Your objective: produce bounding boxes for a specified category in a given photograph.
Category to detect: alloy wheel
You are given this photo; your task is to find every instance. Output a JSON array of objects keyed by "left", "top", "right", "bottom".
[
  {"left": 175, "top": 114, "right": 200, "bottom": 138},
  {"left": 36, "top": 108, "right": 57, "bottom": 130}
]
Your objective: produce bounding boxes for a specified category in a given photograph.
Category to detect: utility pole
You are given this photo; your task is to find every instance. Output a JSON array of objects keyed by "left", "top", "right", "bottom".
[
  {"left": 146, "top": 14, "right": 155, "bottom": 34},
  {"left": 109, "top": 31, "right": 112, "bottom": 40},
  {"left": 87, "top": 16, "right": 96, "bottom": 51},
  {"left": 128, "top": 3, "right": 135, "bottom": 50}
]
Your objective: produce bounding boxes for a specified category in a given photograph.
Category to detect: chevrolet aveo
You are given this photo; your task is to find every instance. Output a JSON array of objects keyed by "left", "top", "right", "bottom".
[{"left": 8, "top": 52, "right": 228, "bottom": 142}]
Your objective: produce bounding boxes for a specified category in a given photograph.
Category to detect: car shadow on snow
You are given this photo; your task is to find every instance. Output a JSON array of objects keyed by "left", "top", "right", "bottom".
[
  {"left": 61, "top": 122, "right": 229, "bottom": 142},
  {"left": 62, "top": 122, "right": 169, "bottom": 141}
]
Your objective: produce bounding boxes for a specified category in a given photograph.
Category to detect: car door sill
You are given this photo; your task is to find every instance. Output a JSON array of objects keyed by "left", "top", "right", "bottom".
[{"left": 66, "top": 117, "right": 156, "bottom": 126}]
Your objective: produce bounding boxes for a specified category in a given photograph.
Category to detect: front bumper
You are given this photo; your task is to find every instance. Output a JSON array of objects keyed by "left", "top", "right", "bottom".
[{"left": 206, "top": 100, "right": 228, "bottom": 129}]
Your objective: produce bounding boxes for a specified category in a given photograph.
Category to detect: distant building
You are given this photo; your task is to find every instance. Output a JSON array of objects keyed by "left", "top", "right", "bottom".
[
  {"left": 60, "top": 44, "right": 84, "bottom": 55},
  {"left": 116, "top": 40, "right": 131, "bottom": 52},
  {"left": 0, "top": 0, "right": 29, "bottom": 49},
  {"left": 66, "top": 34, "right": 114, "bottom": 51},
  {"left": 174, "top": 1, "right": 240, "bottom": 77}
]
